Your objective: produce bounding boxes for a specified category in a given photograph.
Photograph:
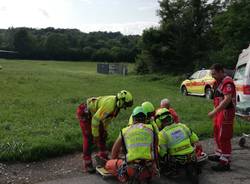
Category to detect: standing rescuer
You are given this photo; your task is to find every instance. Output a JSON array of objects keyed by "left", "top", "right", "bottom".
[
  {"left": 208, "top": 63, "right": 236, "bottom": 171},
  {"left": 76, "top": 90, "right": 133, "bottom": 173}
]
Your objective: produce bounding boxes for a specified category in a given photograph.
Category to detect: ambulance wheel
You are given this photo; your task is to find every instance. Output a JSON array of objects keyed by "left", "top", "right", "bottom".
[
  {"left": 239, "top": 137, "right": 246, "bottom": 147},
  {"left": 181, "top": 86, "right": 188, "bottom": 96}
]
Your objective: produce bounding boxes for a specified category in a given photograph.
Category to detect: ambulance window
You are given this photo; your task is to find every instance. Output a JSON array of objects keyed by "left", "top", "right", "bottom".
[
  {"left": 234, "top": 64, "right": 246, "bottom": 80},
  {"left": 199, "top": 70, "right": 207, "bottom": 78},
  {"left": 190, "top": 71, "right": 200, "bottom": 79}
]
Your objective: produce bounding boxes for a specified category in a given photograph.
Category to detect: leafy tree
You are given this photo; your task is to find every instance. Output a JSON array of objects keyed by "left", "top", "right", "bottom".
[
  {"left": 92, "top": 48, "right": 112, "bottom": 62},
  {"left": 210, "top": 0, "right": 250, "bottom": 67},
  {"left": 82, "top": 46, "right": 96, "bottom": 60},
  {"left": 0, "top": 27, "right": 140, "bottom": 62},
  {"left": 13, "top": 28, "right": 34, "bottom": 57},
  {"left": 45, "top": 33, "right": 69, "bottom": 59},
  {"left": 135, "top": 51, "right": 151, "bottom": 74},
  {"left": 136, "top": 0, "right": 221, "bottom": 74}
]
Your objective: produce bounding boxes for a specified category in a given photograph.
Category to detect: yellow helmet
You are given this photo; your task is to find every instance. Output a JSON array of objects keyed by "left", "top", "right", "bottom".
[
  {"left": 132, "top": 106, "right": 146, "bottom": 117},
  {"left": 141, "top": 101, "right": 155, "bottom": 118},
  {"left": 132, "top": 106, "right": 146, "bottom": 124},
  {"left": 155, "top": 108, "right": 173, "bottom": 129},
  {"left": 117, "top": 90, "right": 133, "bottom": 109}
]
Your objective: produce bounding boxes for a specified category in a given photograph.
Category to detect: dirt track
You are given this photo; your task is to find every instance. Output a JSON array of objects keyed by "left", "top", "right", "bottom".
[{"left": 0, "top": 137, "right": 250, "bottom": 184}]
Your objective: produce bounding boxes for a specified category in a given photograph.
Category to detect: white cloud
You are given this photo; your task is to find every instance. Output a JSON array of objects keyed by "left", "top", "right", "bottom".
[
  {"left": 138, "top": 1, "right": 158, "bottom": 11},
  {"left": 0, "top": 0, "right": 73, "bottom": 28},
  {"left": 79, "top": 0, "right": 92, "bottom": 4},
  {"left": 112, "top": 1, "right": 121, "bottom": 5},
  {"left": 0, "top": 6, "right": 7, "bottom": 11},
  {"left": 38, "top": 8, "right": 50, "bottom": 19},
  {"left": 80, "top": 21, "right": 159, "bottom": 35},
  {"left": 0, "top": 0, "right": 159, "bottom": 35},
  {"left": 138, "top": 6, "right": 154, "bottom": 11}
]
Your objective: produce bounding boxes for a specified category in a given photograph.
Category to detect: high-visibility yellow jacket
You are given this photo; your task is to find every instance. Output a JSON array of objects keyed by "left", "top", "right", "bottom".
[
  {"left": 121, "top": 123, "right": 156, "bottom": 162},
  {"left": 128, "top": 115, "right": 159, "bottom": 134},
  {"left": 158, "top": 123, "right": 198, "bottom": 157},
  {"left": 87, "top": 96, "right": 119, "bottom": 137}
]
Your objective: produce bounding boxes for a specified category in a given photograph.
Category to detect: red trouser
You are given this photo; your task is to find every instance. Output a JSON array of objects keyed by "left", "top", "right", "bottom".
[
  {"left": 105, "top": 159, "right": 155, "bottom": 182},
  {"left": 77, "top": 103, "right": 107, "bottom": 165},
  {"left": 213, "top": 108, "right": 235, "bottom": 164}
]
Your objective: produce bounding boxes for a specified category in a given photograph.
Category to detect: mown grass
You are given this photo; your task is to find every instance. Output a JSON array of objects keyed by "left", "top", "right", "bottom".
[{"left": 0, "top": 59, "right": 250, "bottom": 161}]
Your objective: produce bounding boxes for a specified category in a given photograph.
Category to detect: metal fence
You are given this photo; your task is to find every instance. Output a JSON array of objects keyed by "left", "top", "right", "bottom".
[
  {"left": 97, "top": 63, "right": 128, "bottom": 75},
  {"left": 0, "top": 50, "right": 18, "bottom": 59}
]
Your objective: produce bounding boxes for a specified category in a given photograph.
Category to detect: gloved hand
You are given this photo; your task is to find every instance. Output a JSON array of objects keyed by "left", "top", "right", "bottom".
[{"left": 194, "top": 143, "right": 203, "bottom": 157}]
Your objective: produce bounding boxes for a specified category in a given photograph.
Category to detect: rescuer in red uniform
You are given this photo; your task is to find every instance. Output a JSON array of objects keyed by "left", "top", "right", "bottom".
[{"left": 208, "top": 63, "right": 236, "bottom": 171}]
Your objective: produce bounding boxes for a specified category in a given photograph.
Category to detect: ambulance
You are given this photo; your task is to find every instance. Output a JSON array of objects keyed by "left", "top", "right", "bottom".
[
  {"left": 180, "top": 69, "right": 215, "bottom": 99},
  {"left": 234, "top": 44, "right": 250, "bottom": 103}
]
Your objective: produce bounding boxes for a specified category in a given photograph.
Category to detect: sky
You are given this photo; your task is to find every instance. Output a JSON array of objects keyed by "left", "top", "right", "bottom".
[{"left": 0, "top": 0, "right": 160, "bottom": 35}]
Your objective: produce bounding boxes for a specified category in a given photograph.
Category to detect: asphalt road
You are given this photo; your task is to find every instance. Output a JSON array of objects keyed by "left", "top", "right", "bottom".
[{"left": 36, "top": 138, "right": 250, "bottom": 184}]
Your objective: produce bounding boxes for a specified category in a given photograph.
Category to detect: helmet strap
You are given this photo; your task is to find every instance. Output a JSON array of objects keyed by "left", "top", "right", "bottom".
[{"left": 116, "top": 98, "right": 124, "bottom": 108}]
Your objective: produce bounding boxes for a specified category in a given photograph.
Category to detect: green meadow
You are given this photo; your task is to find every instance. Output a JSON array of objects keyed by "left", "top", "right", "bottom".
[{"left": 0, "top": 59, "right": 249, "bottom": 161}]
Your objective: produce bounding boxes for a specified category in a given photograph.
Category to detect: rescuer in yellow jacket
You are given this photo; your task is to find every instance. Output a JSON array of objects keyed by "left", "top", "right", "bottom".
[
  {"left": 156, "top": 108, "right": 199, "bottom": 158},
  {"left": 76, "top": 90, "right": 133, "bottom": 173},
  {"left": 104, "top": 106, "right": 159, "bottom": 182},
  {"left": 128, "top": 101, "right": 159, "bottom": 134}
]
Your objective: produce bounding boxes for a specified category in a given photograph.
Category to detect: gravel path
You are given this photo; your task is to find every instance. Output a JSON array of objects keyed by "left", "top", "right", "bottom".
[{"left": 1, "top": 137, "right": 250, "bottom": 184}]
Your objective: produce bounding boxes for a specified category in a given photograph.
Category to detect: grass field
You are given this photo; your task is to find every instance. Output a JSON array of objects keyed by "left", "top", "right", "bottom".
[{"left": 0, "top": 59, "right": 250, "bottom": 161}]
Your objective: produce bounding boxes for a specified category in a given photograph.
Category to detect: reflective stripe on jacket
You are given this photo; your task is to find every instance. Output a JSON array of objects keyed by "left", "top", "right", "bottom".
[
  {"left": 158, "top": 123, "right": 198, "bottom": 157},
  {"left": 87, "top": 96, "right": 119, "bottom": 137},
  {"left": 128, "top": 116, "right": 159, "bottom": 134},
  {"left": 213, "top": 76, "right": 236, "bottom": 109},
  {"left": 122, "top": 123, "right": 155, "bottom": 162}
]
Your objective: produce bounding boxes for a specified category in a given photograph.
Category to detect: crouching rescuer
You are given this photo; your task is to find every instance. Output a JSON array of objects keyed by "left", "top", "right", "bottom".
[
  {"left": 156, "top": 108, "right": 201, "bottom": 174},
  {"left": 76, "top": 90, "right": 133, "bottom": 173},
  {"left": 104, "top": 106, "right": 159, "bottom": 182}
]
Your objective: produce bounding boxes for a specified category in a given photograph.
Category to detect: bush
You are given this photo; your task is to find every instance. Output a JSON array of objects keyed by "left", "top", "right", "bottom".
[{"left": 134, "top": 52, "right": 151, "bottom": 74}]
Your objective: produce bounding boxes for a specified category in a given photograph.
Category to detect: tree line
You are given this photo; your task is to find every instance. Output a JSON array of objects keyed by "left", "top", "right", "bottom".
[
  {"left": 0, "top": 0, "right": 250, "bottom": 74},
  {"left": 0, "top": 28, "right": 140, "bottom": 63},
  {"left": 135, "top": 0, "right": 250, "bottom": 74}
]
